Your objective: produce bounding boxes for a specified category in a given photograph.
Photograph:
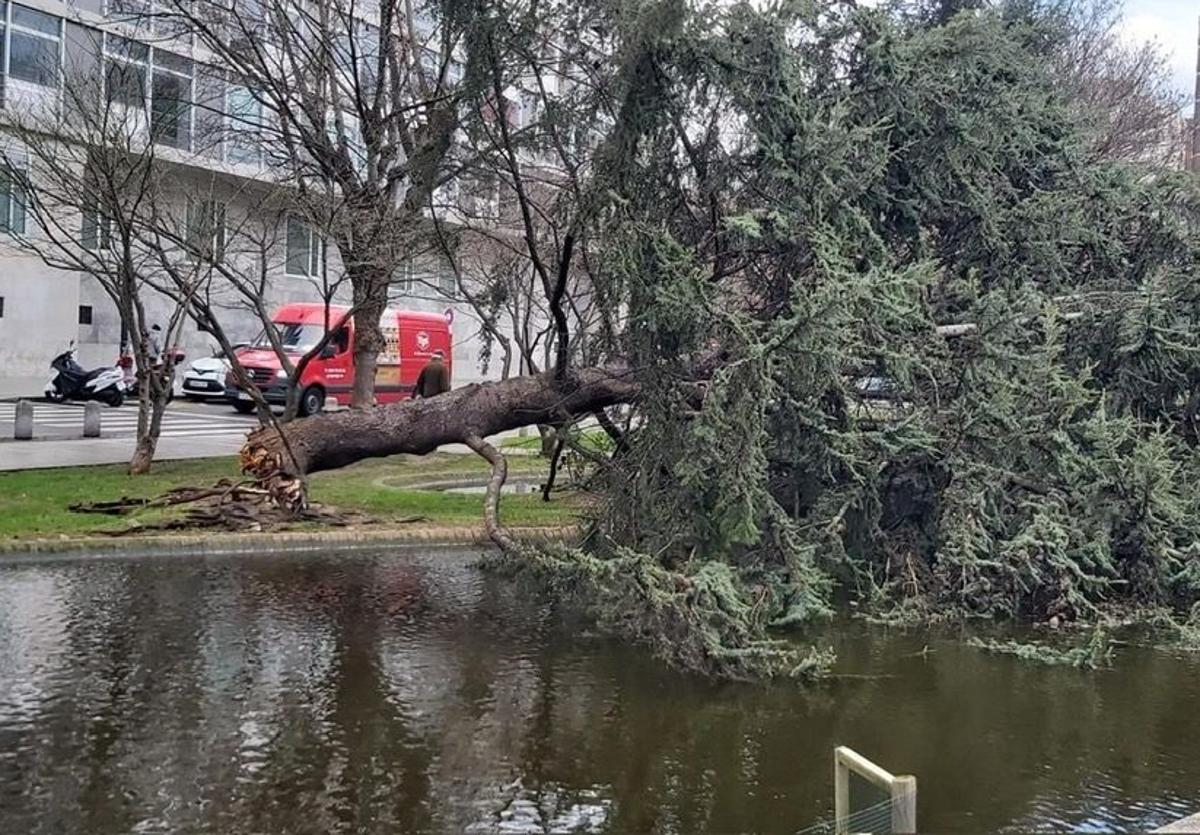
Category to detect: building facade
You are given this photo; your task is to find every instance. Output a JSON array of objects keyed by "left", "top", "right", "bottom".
[{"left": 0, "top": 0, "right": 510, "bottom": 391}]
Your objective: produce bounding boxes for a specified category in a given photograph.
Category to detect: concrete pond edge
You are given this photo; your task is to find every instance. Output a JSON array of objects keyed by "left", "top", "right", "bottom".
[{"left": 0, "top": 525, "right": 581, "bottom": 562}]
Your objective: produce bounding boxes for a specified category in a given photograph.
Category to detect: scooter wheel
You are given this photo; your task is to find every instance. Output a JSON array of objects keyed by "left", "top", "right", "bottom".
[
  {"left": 44, "top": 390, "right": 65, "bottom": 403},
  {"left": 103, "top": 390, "right": 124, "bottom": 408}
]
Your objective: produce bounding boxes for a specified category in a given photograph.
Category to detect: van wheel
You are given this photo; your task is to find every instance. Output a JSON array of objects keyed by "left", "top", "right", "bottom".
[
  {"left": 300, "top": 386, "right": 325, "bottom": 417},
  {"left": 233, "top": 401, "right": 256, "bottom": 415}
]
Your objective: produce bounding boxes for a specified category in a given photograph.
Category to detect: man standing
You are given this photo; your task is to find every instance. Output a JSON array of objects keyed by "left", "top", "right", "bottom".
[{"left": 413, "top": 350, "right": 451, "bottom": 399}]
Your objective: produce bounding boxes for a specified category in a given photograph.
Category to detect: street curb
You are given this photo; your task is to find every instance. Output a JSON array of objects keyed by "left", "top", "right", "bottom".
[{"left": 0, "top": 524, "right": 580, "bottom": 561}]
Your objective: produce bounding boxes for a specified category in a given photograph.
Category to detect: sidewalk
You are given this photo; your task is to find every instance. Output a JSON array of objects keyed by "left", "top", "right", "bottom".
[
  {"left": 1, "top": 415, "right": 533, "bottom": 471},
  {"left": 1, "top": 433, "right": 246, "bottom": 471},
  {"left": 0, "top": 376, "right": 46, "bottom": 400}
]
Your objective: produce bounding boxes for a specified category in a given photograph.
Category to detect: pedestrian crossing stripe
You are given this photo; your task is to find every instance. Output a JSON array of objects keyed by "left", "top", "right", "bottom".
[{"left": 0, "top": 402, "right": 258, "bottom": 438}]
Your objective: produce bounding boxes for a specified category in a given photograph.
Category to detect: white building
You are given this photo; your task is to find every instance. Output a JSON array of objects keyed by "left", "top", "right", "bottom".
[{"left": 0, "top": 0, "right": 510, "bottom": 391}]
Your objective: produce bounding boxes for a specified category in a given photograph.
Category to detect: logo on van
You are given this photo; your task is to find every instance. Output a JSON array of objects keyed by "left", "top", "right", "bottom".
[{"left": 416, "top": 331, "right": 431, "bottom": 351}]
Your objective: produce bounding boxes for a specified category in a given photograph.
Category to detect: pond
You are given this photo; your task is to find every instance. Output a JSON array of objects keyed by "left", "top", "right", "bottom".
[{"left": 0, "top": 549, "right": 1197, "bottom": 834}]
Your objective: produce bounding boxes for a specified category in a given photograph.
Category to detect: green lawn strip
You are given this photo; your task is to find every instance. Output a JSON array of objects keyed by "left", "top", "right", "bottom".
[{"left": 0, "top": 452, "right": 574, "bottom": 541}]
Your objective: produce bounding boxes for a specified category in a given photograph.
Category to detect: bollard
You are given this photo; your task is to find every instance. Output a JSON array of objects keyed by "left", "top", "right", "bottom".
[
  {"left": 84, "top": 401, "right": 102, "bottom": 438},
  {"left": 14, "top": 399, "right": 33, "bottom": 440}
]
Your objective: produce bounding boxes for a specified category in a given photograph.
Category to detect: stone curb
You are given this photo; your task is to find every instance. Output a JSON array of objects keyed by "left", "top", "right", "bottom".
[{"left": 0, "top": 525, "right": 580, "bottom": 561}]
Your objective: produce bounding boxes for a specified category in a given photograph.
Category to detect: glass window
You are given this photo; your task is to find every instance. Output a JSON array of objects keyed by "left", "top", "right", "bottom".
[
  {"left": 107, "top": 0, "right": 151, "bottom": 23},
  {"left": 11, "top": 4, "right": 58, "bottom": 35},
  {"left": 8, "top": 31, "right": 59, "bottom": 87},
  {"left": 81, "top": 205, "right": 113, "bottom": 250},
  {"left": 104, "top": 36, "right": 148, "bottom": 108},
  {"left": 394, "top": 261, "right": 414, "bottom": 293},
  {"left": 285, "top": 215, "right": 320, "bottom": 277},
  {"left": 151, "top": 68, "right": 190, "bottom": 148},
  {"left": 186, "top": 198, "right": 225, "bottom": 262},
  {"left": 7, "top": 4, "right": 60, "bottom": 89},
  {"left": 226, "top": 84, "right": 262, "bottom": 165},
  {"left": 253, "top": 322, "right": 327, "bottom": 354},
  {"left": 0, "top": 165, "right": 27, "bottom": 235},
  {"left": 106, "top": 34, "right": 149, "bottom": 63},
  {"left": 105, "top": 59, "right": 145, "bottom": 107},
  {"left": 439, "top": 270, "right": 456, "bottom": 298}
]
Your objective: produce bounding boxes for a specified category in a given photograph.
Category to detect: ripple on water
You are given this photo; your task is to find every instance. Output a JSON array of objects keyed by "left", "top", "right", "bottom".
[{"left": 2, "top": 550, "right": 1200, "bottom": 834}]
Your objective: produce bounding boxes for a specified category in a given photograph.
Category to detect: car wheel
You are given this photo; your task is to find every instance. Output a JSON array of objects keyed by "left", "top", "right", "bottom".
[
  {"left": 233, "top": 401, "right": 256, "bottom": 415},
  {"left": 299, "top": 386, "right": 325, "bottom": 417}
]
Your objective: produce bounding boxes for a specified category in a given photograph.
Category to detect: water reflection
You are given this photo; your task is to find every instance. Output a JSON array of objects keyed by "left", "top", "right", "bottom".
[{"left": 1, "top": 550, "right": 1199, "bottom": 834}]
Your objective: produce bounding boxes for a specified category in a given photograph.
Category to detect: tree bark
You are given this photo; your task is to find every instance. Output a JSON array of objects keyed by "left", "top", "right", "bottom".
[
  {"left": 349, "top": 268, "right": 389, "bottom": 409},
  {"left": 240, "top": 365, "right": 642, "bottom": 512}
]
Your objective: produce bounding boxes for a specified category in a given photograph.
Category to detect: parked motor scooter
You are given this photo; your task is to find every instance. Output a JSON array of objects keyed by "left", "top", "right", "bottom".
[{"left": 45, "top": 343, "right": 126, "bottom": 407}]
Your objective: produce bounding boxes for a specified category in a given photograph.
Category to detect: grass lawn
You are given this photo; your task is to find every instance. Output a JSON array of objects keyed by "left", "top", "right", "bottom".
[{"left": 0, "top": 452, "right": 581, "bottom": 541}]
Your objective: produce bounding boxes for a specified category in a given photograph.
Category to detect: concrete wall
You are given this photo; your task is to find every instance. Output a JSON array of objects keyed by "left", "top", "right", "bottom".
[{"left": 0, "top": 248, "right": 81, "bottom": 378}]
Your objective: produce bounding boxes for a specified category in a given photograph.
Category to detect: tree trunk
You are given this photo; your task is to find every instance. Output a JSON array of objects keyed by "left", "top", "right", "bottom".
[
  {"left": 241, "top": 365, "right": 643, "bottom": 515},
  {"left": 129, "top": 375, "right": 169, "bottom": 475},
  {"left": 350, "top": 267, "right": 389, "bottom": 410},
  {"left": 129, "top": 434, "right": 157, "bottom": 475},
  {"left": 537, "top": 424, "right": 557, "bottom": 457}
]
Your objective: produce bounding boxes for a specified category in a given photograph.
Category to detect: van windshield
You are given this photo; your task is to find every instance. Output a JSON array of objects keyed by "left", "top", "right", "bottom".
[{"left": 252, "top": 323, "right": 328, "bottom": 355}]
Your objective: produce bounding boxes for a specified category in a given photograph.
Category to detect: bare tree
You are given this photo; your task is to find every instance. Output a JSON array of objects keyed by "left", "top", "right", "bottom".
[
  {"left": 2, "top": 67, "right": 190, "bottom": 473},
  {"left": 149, "top": 0, "right": 492, "bottom": 408},
  {"left": 138, "top": 176, "right": 359, "bottom": 422},
  {"left": 1051, "top": 0, "right": 1187, "bottom": 165}
]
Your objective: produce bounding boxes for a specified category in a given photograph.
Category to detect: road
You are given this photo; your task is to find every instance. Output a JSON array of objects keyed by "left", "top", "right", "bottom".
[
  {"left": 0, "top": 394, "right": 528, "bottom": 471},
  {"left": 0, "top": 396, "right": 261, "bottom": 471},
  {"left": 0, "top": 398, "right": 259, "bottom": 440}
]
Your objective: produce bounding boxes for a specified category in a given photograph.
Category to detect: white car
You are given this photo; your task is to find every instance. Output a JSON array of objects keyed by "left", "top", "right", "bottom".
[{"left": 181, "top": 346, "right": 242, "bottom": 400}]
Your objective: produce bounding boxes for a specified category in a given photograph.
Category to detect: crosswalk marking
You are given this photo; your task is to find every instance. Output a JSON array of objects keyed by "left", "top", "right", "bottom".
[{"left": 0, "top": 402, "right": 258, "bottom": 439}]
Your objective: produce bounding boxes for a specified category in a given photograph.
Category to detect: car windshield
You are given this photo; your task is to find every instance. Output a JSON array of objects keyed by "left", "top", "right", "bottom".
[{"left": 252, "top": 323, "right": 325, "bottom": 355}]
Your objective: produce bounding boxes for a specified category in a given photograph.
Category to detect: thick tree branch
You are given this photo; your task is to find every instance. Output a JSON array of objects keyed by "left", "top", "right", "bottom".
[{"left": 464, "top": 433, "right": 515, "bottom": 550}]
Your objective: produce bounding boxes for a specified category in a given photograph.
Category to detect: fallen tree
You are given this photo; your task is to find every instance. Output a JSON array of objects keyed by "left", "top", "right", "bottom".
[
  {"left": 70, "top": 0, "right": 1200, "bottom": 682},
  {"left": 239, "top": 365, "right": 645, "bottom": 543}
]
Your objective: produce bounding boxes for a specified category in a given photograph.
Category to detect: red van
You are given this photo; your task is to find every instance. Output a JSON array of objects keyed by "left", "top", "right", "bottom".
[{"left": 226, "top": 303, "right": 453, "bottom": 415}]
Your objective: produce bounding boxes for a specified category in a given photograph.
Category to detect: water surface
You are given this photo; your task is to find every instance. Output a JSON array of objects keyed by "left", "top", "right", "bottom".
[{"left": 0, "top": 549, "right": 1196, "bottom": 833}]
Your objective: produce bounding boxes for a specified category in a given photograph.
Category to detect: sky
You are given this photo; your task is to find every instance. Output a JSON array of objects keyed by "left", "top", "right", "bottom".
[{"left": 1121, "top": 0, "right": 1196, "bottom": 100}]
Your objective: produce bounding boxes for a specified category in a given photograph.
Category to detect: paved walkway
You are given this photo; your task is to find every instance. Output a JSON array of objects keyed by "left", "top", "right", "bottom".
[
  {"left": 0, "top": 400, "right": 258, "bottom": 440},
  {"left": 1, "top": 395, "right": 534, "bottom": 471},
  {"left": 0, "top": 397, "right": 259, "bottom": 471},
  {"left": 0, "top": 376, "right": 47, "bottom": 400}
]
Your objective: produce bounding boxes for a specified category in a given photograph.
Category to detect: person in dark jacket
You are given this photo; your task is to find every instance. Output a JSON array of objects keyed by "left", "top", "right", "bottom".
[{"left": 413, "top": 351, "right": 451, "bottom": 398}]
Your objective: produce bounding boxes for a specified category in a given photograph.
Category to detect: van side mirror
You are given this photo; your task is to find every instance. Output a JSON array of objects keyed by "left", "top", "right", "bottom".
[{"left": 319, "top": 344, "right": 337, "bottom": 359}]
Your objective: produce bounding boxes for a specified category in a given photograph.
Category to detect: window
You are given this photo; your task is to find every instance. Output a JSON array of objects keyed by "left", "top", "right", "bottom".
[
  {"left": 226, "top": 84, "right": 262, "bottom": 165},
  {"left": 107, "top": 0, "right": 192, "bottom": 41},
  {"left": 418, "top": 47, "right": 461, "bottom": 87},
  {"left": 0, "top": 162, "right": 27, "bottom": 234},
  {"left": 78, "top": 305, "right": 92, "bottom": 325},
  {"left": 104, "top": 35, "right": 148, "bottom": 107},
  {"left": 0, "top": 296, "right": 5, "bottom": 317},
  {"left": 285, "top": 215, "right": 321, "bottom": 277},
  {"left": 81, "top": 204, "right": 113, "bottom": 250},
  {"left": 186, "top": 198, "right": 225, "bottom": 262},
  {"left": 439, "top": 269, "right": 456, "bottom": 298},
  {"left": 394, "top": 260, "right": 414, "bottom": 293},
  {"left": 151, "top": 51, "right": 192, "bottom": 149},
  {"left": 6, "top": 3, "right": 61, "bottom": 89},
  {"left": 224, "top": 0, "right": 274, "bottom": 48},
  {"left": 104, "top": 35, "right": 193, "bottom": 151}
]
